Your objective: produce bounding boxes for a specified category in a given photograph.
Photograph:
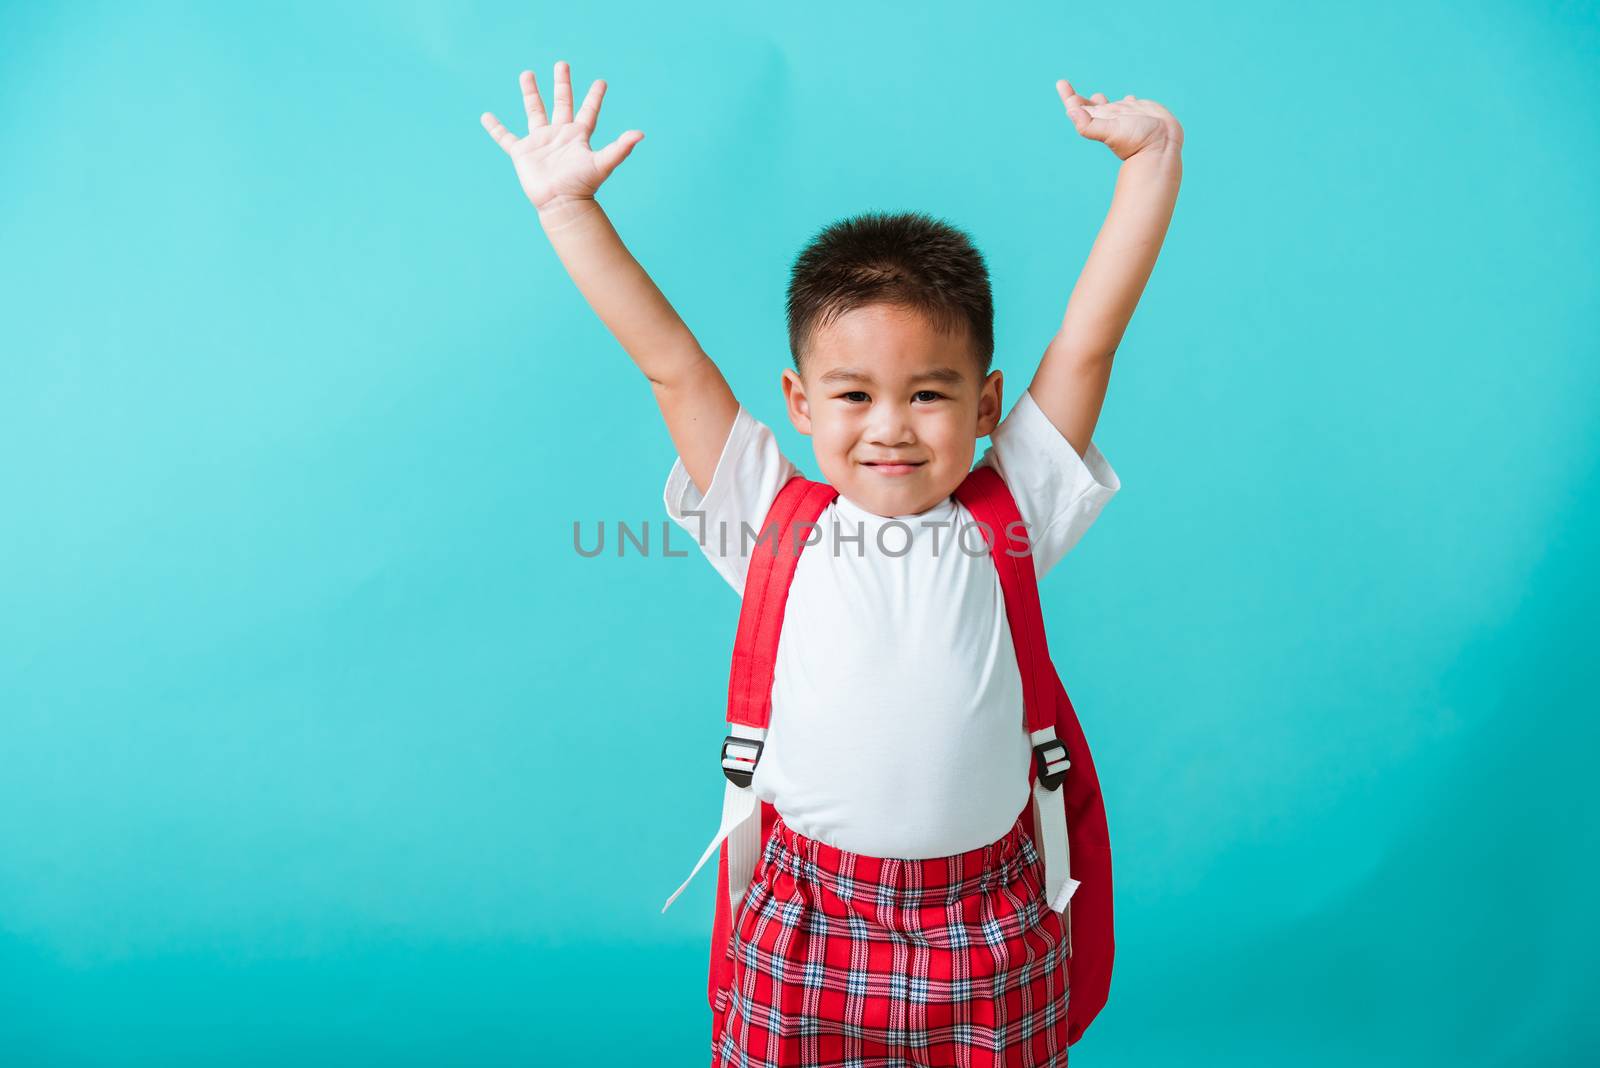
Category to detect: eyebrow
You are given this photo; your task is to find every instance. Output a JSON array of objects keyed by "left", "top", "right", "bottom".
[{"left": 817, "top": 366, "right": 968, "bottom": 386}]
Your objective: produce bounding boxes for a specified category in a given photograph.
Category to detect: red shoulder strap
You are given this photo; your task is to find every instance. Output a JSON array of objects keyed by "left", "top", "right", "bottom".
[
  {"left": 952, "top": 465, "right": 1055, "bottom": 736},
  {"left": 726, "top": 475, "right": 838, "bottom": 729}
]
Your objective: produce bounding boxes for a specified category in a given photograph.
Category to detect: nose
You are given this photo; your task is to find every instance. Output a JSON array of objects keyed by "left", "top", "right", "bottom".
[{"left": 864, "top": 399, "right": 915, "bottom": 448}]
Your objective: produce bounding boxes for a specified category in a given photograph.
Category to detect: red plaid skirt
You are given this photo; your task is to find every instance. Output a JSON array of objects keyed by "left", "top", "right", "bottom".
[{"left": 711, "top": 803, "right": 1070, "bottom": 1067}]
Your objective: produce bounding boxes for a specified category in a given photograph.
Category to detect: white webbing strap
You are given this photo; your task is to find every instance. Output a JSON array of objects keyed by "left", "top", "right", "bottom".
[
  {"left": 660, "top": 725, "right": 766, "bottom": 914},
  {"left": 1030, "top": 724, "right": 1080, "bottom": 915}
]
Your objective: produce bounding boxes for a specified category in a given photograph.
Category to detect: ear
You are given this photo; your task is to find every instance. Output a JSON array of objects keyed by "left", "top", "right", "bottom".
[
  {"left": 782, "top": 368, "right": 814, "bottom": 435},
  {"left": 975, "top": 369, "right": 1004, "bottom": 438}
]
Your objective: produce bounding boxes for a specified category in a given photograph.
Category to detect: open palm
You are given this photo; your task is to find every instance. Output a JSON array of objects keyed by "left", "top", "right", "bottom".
[
  {"left": 1056, "top": 79, "right": 1182, "bottom": 161},
  {"left": 480, "top": 61, "right": 643, "bottom": 211}
]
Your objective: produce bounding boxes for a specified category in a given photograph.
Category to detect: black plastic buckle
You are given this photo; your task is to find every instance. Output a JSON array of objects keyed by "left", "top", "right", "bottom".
[
  {"left": 722, "top": 735, "right": 764, "bottom": 788},
  {"left": 1033, "top": 738, "right": 1070, "bottom": 790}
]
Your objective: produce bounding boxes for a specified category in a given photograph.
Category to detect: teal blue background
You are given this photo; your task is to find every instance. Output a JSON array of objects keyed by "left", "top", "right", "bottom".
[{"left": 3, "top": 0, "right": 1596, "bottom": 1064}]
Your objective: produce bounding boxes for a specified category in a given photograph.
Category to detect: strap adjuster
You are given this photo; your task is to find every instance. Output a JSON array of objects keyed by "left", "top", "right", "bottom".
[
  {"left": 722, "top": 735, "right": 764, "bottom": 788},
  {"left": 1033, "top": 738, "right": 1070, "bottom": 790}
]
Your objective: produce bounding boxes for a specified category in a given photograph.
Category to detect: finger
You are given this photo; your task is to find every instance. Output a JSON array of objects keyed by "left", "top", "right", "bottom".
[
  {"left": 521, "top": 69, "right": 549, "bottom": 129},
  {"left": 1056, "top": 79, "right": 1090, "bottom": 108},
  {"left": 479, "top": 111, "right": 519, "bottom": 153},
  {"left": 1072, "top": 105, "right": 1117, "bottom": 144},
  {"left": 553, "top": 60, "right": 574, "bottom": 124},
  {"left": 593, "top": 129, "right": 644, "bottom": 179},
  {"left": 1090, "top": 92, "right": 1109, "bottom": 104},
  {"left": 1057, "top": 81, "right": 1093, "bottom": 131},
  {"left": 574, "top": 78, "right": 607, "bottom": 133}
]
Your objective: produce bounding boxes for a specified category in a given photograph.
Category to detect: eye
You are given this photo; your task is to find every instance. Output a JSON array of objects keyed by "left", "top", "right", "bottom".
[
  {"left": 913, "top": 390, "right": 946, "bottom": 402},
  {"left": 840, "top": 391, "right": 869, "bottom": 403}
]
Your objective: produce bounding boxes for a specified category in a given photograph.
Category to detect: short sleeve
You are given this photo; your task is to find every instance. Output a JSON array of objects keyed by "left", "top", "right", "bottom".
[
  {"left": 976, "top": 387, "right": 1121, "bottom": 581},
  {"left": 663, "top": 405, "right": 803, "bottom": 597}
]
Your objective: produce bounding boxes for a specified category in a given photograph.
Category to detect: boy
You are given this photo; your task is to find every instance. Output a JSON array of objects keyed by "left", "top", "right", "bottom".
[{"left": 482, "top": 61, "right": 1182, "bottom": 1066}]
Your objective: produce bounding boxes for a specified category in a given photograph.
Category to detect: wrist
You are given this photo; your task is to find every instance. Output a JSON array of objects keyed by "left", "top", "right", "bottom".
[
  {"left": 537, "top": 195, "right": 601, "bottom": 233},
  {"left": 1128, "top": 126, "right": 1183, "bottom": 164},
  {"left": 1126, "top": 139, "right": 1182, "bottom": 174}
]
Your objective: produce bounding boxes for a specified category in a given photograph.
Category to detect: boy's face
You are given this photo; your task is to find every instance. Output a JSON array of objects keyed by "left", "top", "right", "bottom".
[{"left": 781, "top": 302, "right": 1003, "bottom": 518}]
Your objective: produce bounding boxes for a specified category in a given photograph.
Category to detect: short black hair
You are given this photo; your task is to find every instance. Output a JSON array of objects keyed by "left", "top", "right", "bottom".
[{"left": 785, "top": 210, "right": 994, "bottom": 378}]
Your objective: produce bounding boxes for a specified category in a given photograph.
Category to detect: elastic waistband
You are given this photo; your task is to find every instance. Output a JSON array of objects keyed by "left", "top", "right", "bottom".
[{"left": 761, "top": 804, "right": 1039, "bottom": 909}]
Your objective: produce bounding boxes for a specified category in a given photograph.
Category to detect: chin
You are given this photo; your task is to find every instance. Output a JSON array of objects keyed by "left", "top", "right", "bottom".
[{"left": 858, "top": 484, "right": 938, "bottom": 516}]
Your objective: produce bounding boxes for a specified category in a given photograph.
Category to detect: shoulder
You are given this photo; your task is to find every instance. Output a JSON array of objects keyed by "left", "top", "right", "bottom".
[
  {"left": 662, "top": 404, "right": 805, "bottom": 596},
  {"left": 975, "top": 388, "right": 1122, "bottom": 580}
]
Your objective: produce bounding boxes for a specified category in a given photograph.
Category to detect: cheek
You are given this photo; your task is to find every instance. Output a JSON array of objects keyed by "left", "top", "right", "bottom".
[
  {"left": 922, "top": 411, "right": 970, "bottom": 446},
  {"left": 924, "top": 415, "right": 979, "bottom": 469},
  {"left": 811, "top": 409, "right": 855, "bottom": 446}
]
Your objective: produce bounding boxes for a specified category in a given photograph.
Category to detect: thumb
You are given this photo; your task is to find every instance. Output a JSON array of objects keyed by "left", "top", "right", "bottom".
[
  {"left": 594, "top": 130, "right": 644, "bottom": 179},
  {"left": 1068, "top": 104, "right": 1114, "bottom": 144}
]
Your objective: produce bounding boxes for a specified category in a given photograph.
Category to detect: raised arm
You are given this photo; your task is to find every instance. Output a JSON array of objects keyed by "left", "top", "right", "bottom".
[
  {"left": 480, "top": 61, "right": 737, "bottom": 496},
  {"left": 1025, "top": 79, "right": 1184, "bottom": 458}
]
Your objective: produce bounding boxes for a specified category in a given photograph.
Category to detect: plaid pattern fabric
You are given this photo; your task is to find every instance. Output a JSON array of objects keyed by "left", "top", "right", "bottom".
[{"left": 712, "top": 805, "right": 1070, "bottom": 1067}]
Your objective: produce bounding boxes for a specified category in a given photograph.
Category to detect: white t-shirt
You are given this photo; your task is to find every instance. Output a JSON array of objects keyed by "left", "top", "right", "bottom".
[{"left": 662, "top": 387, "right": 1120, "bottom": 859}]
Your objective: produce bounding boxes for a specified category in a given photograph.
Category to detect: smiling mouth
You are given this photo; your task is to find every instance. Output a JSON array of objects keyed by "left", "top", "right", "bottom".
[{"left": 861, "top": 460, "right": 926, "bottom": 475}]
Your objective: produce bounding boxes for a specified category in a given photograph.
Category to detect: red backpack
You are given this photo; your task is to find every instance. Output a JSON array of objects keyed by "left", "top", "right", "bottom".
[{"left": 661, "top": 464, "right": 1116, "bottom": 1048}]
